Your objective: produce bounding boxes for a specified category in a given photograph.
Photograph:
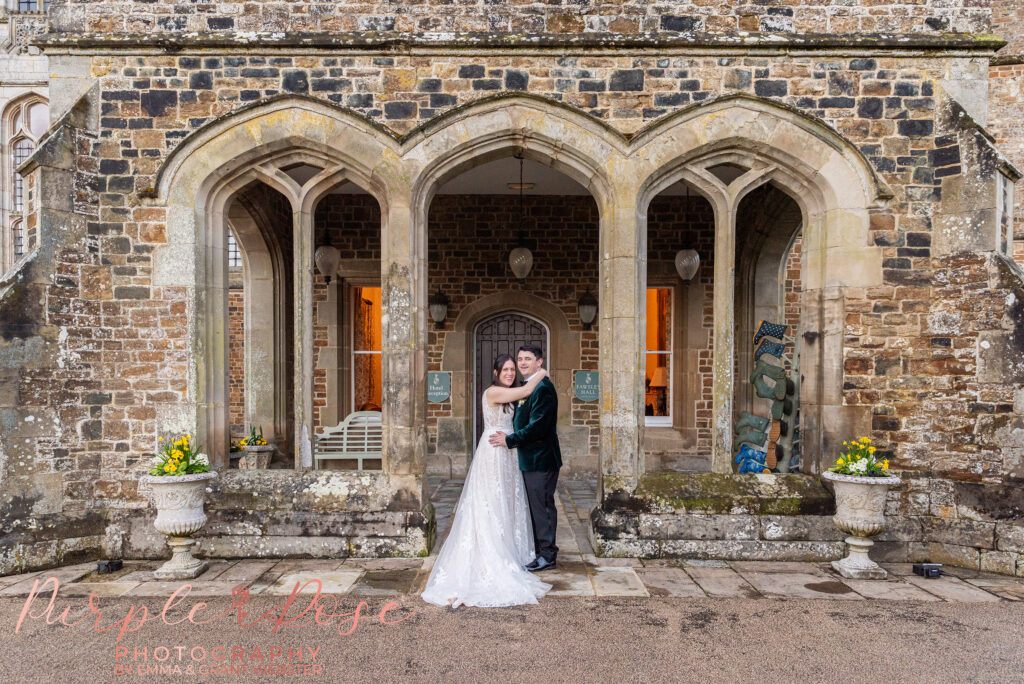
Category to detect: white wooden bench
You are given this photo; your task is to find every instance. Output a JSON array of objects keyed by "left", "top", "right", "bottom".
[{"left": 314, "top": 411, "right": 383, "bottom": 470}]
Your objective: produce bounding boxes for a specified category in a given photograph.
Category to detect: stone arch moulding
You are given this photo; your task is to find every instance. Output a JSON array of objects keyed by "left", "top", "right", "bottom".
[
  {"left": 631, "top": 94, "right": 892, "bottom": 475},
  {"left": 443, "top": 292, "right": 579, "bottom": 429},
  {"left": 146, "top": 96, "right": 404, "bottom": 473},
  {"left": 143, "top": 91, "right": 892, "bottom": 484}
]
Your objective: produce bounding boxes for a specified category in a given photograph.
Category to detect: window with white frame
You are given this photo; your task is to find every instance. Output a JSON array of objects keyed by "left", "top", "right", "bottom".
[
  {"left": 3, "top": 95, "right": 48, "bottom": 271},
  {"left": 12, "top": 138, "right": 32, "bottom": 211},
  {"left": 644, "top": 287, "right": 672, "bottom": 426},
  {"left": 227, "top": 230, "right": 242, "bottom": 268},
  {"left": 351, "top": 286, "right": 382, "bottom": 412}
]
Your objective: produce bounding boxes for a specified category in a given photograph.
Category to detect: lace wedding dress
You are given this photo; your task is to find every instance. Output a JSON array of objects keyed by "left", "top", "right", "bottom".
[{"left": 421, "top": 390, "right": 552, "bottom": 608}]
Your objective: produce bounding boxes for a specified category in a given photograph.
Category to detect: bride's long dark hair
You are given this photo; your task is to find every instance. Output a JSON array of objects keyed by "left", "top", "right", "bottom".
[{"left": 490, "top": 353, "right": 521, "bottom": 413}]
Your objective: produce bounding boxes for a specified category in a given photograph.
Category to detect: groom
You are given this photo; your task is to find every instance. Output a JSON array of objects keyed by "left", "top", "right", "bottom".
[{"left": 489, "top": 343, "right": 562, "bottom": 571}]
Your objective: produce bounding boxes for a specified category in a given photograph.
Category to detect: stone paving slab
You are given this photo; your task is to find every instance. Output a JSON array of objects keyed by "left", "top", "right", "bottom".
[
  {"left": 216, "top": 560, "right": 279, "bottom": 582},
  {"left": 270, "top": 559, "right": 346, "bottom": 573},
  {"left": 123, "top": 581, "right": 251, "bottom": 597},
  {"left": 729, "top": 561, "right": 831, "bottom": 574},
  {"left": 583, "top": 554, "right": 643, "bottom": 568},
  {"left": 590, "top": 567, "right": 649, "bottom": 597},
  {"left": 0, "top": 566, "right": 92, "bottom": 595},
  {"left": 59, "top": 582, "right": 142, "bottom": 597},
  {"left": 634, "top": 568, "right": 707, "bottom": 598},
  {"left": 684, "top": 566, "right": 762, "bottom": 599},
  {"left": 541, "top": 571, "right": 594, "bottom": 597},
  {"left": 905, "top": 576, "right": 1002, "bottom": 603},
  {"left": 738, "top": 571, "right": 863, "bottom": 601},
  {"left": 842, "top": 579, "right": 941, "bottom": 601},
  {"left": 348, "top": 569, "right": 420, "bottom": 596},
  {"left": 267, "top": 570, "right": 363, "bottom": 595},
  {"left": 640, "top": 559, "right": 685, "bottom": 568},
  {"left": 192, "top": 560, "right": 236, "bottom": 580},
  {"left": 343, "top": 558, "right": 424, "bottom": 570}
]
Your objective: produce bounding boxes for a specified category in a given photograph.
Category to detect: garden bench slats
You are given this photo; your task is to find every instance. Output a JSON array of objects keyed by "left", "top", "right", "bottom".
[{"left": 314, "top": 411, "right": 382, "bottom": 470}]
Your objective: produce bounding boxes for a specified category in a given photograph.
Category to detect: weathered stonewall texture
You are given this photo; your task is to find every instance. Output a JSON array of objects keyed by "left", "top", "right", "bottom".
[
  {"left": 1, "top": 1, "right": 1023, "bottom": 576},
  {"left": 48, "top": 0, "right": 994, "bottom": 37}
]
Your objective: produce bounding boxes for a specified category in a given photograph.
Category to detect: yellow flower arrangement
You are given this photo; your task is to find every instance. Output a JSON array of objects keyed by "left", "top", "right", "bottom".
[
  {"left": 239, "top": 425, "right": 267, "bottom": 447},
  {"left": 149, "top": 433, "right": 209, "bottom": 476},
  {"left": 830, "top": 436, "right": 889, "bottom": 477}
]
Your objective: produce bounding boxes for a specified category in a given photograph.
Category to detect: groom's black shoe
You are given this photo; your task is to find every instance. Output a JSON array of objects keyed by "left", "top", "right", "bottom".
[{"left": 527, "top": 556, "right": 556, "bottom": 572}]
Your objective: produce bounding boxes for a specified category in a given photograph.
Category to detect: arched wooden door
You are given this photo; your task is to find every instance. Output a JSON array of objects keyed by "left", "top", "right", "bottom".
[{"left": 474, "top": 312, "right": 549, "bottom": 445}]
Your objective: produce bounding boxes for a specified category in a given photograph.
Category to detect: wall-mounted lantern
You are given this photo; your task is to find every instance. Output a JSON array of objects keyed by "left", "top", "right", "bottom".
[
  {"left": 578, "top": 289, "right": 598, "bottom": 330},
  {"left": 428, "top": 289, "right": 450, "bottom": 329}
]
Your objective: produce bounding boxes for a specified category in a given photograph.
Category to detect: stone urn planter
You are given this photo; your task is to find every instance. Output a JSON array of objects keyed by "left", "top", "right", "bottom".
[
  {"left": 822, "top": 470, "right": 901, "bottom": 579},
  {"left": 140, "top": 471, "right": 217, "bottom": 580},
  {"left": 240, "top": 444, "right": 274, "bottom": 469}
]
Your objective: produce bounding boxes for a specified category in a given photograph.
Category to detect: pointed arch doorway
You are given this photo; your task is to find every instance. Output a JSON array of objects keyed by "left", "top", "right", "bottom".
[{"left": 474, "top": 312, "right": 550, "bottom": 445}]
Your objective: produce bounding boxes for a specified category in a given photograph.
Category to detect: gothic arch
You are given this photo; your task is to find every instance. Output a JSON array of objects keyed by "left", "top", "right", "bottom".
[
  {"left": 443, "top": 292, "right": 578, "bottom": 427},
  {"left": 632, "top": 95, "right": 890, "bottom": 473},
  {"left": 147, "top": 97, "right": 400, "bottom": 470}
]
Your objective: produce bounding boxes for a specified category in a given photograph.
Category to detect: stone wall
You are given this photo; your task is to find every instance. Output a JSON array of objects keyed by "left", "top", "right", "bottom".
[
  {"left": 84, "top": 53, "right": 962, "bottom": 143},
  {"left": 48, "top": 0, "right": 993, "bottom": 37},
  {"left": 993, "top": 0, "right": 1024, "bottom": 55},
  {"left": 2, "top": 4, "right": 1021, "bottom": 574}
]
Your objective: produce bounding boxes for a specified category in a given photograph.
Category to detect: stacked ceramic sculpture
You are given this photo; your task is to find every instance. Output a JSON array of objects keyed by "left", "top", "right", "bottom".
[{"left": 734, "top": 320, "right": 798, "bottom": 473}]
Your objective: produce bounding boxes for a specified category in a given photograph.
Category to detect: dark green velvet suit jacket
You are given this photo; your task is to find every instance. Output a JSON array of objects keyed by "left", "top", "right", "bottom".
[{"left": 505, "top": 376, "right": 562, "bottom": 472}]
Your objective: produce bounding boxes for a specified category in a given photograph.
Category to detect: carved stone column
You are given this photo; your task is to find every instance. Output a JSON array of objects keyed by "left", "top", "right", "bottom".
[
  {"left": 293, "top": 206, "right": 315, "bottom": 468},
  {"left": 382, "top": 194, "right": 426, "bottom": 506},
  {"left": 598, "top": 183, "right": 645, "bottom": 497}
]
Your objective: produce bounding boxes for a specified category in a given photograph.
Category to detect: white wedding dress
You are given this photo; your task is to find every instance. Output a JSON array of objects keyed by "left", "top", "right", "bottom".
[{"left": 421, "top": 390, "right": 551, "bottom": 608}]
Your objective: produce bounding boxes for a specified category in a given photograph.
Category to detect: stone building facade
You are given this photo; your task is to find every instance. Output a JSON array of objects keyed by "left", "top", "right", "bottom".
[{"left": 1, "top": 1, "right": 1024, "bottom": 576}]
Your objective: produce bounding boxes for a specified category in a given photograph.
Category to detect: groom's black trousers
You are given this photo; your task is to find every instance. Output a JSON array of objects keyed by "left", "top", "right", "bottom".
[{"left": 523, "top": 468, "right": 560, "bottom": 562}]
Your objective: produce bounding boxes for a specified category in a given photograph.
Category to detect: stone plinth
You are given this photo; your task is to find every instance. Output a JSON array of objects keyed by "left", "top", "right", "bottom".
[
  {"left": 591, "top": 472, "right": 843, "bottom": 560},
  {"left": 112, "top": 470, "right": 434, "bottom": 561}
]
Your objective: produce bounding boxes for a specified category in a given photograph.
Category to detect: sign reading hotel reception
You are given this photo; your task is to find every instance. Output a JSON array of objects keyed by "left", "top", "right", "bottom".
[
  {"left": 573, "top": 370, "right": 599, "bottom": 402},
  {"left": 427, "top": 372, "right": 451, "bottom": 402}
]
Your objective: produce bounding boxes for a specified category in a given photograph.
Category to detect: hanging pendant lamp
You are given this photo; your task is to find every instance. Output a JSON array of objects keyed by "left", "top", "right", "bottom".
[{"left": 508, "top": 153, "right": 533, "bottom": 284}]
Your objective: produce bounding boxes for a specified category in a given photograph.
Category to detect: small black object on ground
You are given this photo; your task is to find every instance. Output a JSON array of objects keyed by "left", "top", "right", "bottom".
[
  {"left": 912, "top": 562, "right": 942, "bottom": 578},
  {"left": 97, "top": 560, "right": 123, "bottom": 574}
]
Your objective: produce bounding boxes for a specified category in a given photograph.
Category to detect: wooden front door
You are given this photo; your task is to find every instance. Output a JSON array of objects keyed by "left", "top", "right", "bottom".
[{"left": 474, "top": 312, "right": 548, "bottom": 445}]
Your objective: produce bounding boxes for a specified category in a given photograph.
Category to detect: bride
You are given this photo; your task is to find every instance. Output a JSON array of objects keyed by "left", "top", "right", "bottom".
[{"left": 421, "top": 354, "right": 552, "bottom": 609}]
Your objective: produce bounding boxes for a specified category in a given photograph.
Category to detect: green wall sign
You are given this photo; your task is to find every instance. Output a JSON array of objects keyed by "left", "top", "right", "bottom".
[
  {"left": 427, "top": 372, "right": 451, "bottom": 402},
  {"left": 574, "top": 370, "right": 599, "bottom": 402}
]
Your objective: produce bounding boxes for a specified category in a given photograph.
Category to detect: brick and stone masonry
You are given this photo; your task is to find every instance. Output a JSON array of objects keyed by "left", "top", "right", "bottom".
[{"left": 0, "top": 0, "right": 1022, "bottom": 575}]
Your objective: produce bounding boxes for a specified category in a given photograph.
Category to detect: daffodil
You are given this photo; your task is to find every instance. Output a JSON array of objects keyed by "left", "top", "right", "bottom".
[
  {"left": 869, "top": 446, "right": 876, "bottom": 453},
  {"left": 837, "top": 459, "right": 845, "bottom": 466}
]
